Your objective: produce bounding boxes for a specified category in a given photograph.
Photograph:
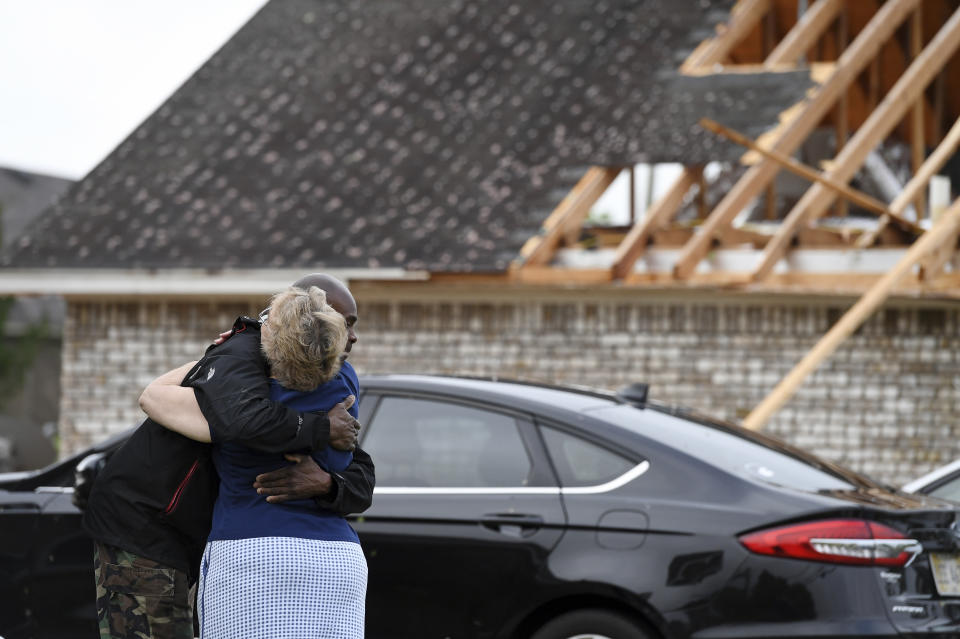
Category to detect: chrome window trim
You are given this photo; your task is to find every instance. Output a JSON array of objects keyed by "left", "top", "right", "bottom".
[
  {"left": 36, "top": 486, "right": 75, "bottom": 494},
  {"left": 373, "top": 460, "right": 649, "bottom": 495}
]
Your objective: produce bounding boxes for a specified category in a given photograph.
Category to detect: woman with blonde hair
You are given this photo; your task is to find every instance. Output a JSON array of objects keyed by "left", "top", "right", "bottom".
[{"left": 142, "top": 285, "right": 366, "bottom": 638}]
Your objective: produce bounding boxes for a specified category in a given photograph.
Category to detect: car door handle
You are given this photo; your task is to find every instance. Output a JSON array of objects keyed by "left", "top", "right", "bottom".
[{"left": 481, "top": 513, "right": 544, "bottom": 537}]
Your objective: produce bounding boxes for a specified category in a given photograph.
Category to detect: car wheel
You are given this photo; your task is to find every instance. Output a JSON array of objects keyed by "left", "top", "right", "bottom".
[{"left": 530, "top": 608, "right": 654, "bottom": 639}]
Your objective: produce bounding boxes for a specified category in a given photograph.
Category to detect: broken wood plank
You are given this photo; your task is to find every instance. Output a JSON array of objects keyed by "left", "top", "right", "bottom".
[
  {"left": 700, "top": 118, "right": 923, "bottom": 234},
  {"left": 751, "top": 6, "right": 960, "bottom": 282},
  {"left": 855, "top": 116, "right": 960, "bottom": 248},
  {"left": 742, "top": 194, "right": 960, "bottom": 431}
]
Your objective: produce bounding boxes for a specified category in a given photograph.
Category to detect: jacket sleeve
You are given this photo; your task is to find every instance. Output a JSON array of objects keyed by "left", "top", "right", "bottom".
[
  {"left": 316, "top": 446, "right": 376, "bottom": 516},
  {"left": 186, "top": 321, "right": 331, "bottom": 453}
]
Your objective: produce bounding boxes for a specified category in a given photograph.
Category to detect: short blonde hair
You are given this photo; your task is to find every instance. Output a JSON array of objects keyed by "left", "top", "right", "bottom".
[{"left": 260, "top": 286, "right": 347, "bottom": 391}]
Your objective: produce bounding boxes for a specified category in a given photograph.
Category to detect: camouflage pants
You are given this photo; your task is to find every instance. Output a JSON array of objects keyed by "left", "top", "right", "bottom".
[{"left": 94, "top": 541, "right": 194, "bottom": 639}]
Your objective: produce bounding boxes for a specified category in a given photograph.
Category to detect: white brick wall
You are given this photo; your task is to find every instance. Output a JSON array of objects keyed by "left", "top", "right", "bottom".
[
  {"left": 59, "top": 300, "right": 261, "bottom": 454},
  {"left": 60, "top": 296, "right": 960, "bottom": 485}
]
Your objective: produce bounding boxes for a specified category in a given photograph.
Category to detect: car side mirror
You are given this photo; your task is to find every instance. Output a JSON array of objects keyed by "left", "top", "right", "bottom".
[{"left": 72, "top": 452, "right": 108, "bottom": 510}]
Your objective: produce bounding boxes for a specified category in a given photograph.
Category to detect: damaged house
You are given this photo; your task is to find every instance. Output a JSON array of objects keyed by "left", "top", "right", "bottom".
[{"left": 2, "top": 0, "right": 960, "bottom": 484}]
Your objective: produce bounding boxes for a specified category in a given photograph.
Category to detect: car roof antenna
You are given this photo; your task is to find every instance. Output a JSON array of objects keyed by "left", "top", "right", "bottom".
[{"left": 617, "top": 383, "right": 649, "bottom": 407}]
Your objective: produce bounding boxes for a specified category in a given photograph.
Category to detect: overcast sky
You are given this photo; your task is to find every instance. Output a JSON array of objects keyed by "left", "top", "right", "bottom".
[{"left": 0, "top": 1, "right": 268, "bottom": 180}]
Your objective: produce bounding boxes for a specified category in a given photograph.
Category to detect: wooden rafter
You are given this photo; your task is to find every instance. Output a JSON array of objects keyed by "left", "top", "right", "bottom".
[
  {"left": 610, "top": 167, "right": 702, "bottom": 280},
  {"left": 510, "top": 0, "right": 960, "bottom": 299},
  {"left": 751, "top": 7, "right": 960, "bottom": 282},
  {"left": 765, "top": 0, "right": 843, "bottom": 67},
  {"left": 511, "top": 166, "right": 620, "bottom": 271},
  {"left": 681, "top": 0, "right": 771, "bottom": 72},
  {"left": 672, "top": 0, "right": 921, "bottom": 281},
  {"left": 856, "top": 116, "right": 960, "bottom": 248},
  {"left": 743, "top": 194, "right": 960, "bottom": 431},
  {"left": 741, "top": 0, "right": 846, "bottom": 163},
  {"left": 858, "top": 0, "right": 939, "bottom": 148},
  {"left": 630, "top": 0, "right": 844, "bottom": 282}
]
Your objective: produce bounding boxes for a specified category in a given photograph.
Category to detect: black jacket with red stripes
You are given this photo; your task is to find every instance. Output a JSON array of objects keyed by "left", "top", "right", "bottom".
[{"left": 82, "top": 316, "right": 375, "bottom": 581}]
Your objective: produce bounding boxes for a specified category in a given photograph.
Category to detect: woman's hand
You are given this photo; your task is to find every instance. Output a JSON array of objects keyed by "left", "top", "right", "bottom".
[{"left": 139, "top": 361, "right": 212, "bottom": 442}]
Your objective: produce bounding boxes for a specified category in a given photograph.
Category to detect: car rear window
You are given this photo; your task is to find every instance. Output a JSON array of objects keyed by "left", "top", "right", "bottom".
[
  {"left": 591, "top": 405, "right": 858, "bottom": 492},
  {"left": 928, "top": 479, "right": 960, "bottom": 503},
  {"left": 540, "top": 426, "right": 635, "bottom": 487}
]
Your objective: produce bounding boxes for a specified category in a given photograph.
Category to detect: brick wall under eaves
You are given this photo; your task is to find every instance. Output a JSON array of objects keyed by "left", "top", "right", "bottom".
[{"left": 63, "top": 292, "right": 960, "bottom": 486}]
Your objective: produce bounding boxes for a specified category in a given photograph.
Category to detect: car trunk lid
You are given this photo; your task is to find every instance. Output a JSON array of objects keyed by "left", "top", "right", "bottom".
[{"left": 869, "top": 503, "right": 960, "bottom": 634}]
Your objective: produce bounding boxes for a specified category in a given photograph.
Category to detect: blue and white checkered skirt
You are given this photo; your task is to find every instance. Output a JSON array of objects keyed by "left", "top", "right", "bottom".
[{"left": 198, "top": 537, "right": 367, "bottom": 639}]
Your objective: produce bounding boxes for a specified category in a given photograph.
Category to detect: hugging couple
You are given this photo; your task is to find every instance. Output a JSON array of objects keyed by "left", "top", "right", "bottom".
[{"left": 84, "top": 273, "right": 375, "bottom": 639}]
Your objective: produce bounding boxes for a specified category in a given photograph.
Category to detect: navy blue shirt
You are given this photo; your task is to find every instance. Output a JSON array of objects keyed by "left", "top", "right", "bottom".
[{"left": 207, "top": 362, "right": 360, "bottom": 544}]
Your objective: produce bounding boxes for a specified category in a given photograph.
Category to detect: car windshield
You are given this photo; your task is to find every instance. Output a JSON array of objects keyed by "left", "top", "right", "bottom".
[{"left": 590, "top": 404, "right": 871, "bottom": 492}]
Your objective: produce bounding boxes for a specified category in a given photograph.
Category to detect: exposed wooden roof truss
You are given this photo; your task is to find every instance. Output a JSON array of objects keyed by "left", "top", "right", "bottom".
[{"left": 510, "top": 0, "right": 960, "bottom": 300}]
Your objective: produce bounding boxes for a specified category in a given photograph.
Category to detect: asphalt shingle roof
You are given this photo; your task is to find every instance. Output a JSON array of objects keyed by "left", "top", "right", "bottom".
[{"left": 6, "top": 0, "right": 811, "bottom": 272}]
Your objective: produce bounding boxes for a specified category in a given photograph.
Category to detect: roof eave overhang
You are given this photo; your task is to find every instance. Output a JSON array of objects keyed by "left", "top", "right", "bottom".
[{"left": 0, "top": 268, "right": 430, "bottom": 297}]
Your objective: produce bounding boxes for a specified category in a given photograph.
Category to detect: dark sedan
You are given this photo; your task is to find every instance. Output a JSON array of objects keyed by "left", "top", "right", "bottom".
[{"left": 3, "top": 375, "right": 960, "bottom": 639}]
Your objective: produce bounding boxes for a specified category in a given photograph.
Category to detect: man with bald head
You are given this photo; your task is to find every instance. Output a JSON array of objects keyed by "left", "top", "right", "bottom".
[
  {"left": 245, "top": 273, "right": 364, "bottom": 503},
  {"left": 83, "top": 274, "right": 374, "bottom": 639}
]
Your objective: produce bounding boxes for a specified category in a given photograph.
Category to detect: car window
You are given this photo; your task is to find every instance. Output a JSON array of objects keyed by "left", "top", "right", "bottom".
[
  {"left": 591, "top": 405, "right": 856, "bottom": 491},
  {"left": 540, "top": 426, "right": 634, "bottom": 487},
  {"left": 363, "top": 396, "right": 533, "bottom": 488},
  {"left": 928, "top": 477, "right": 960, "bottom": 503}
]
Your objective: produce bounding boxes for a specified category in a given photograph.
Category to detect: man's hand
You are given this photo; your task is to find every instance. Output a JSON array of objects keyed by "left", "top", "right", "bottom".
[
  {"left": 213, "top": 329, "right": 234, "bottom": 346},
  {"left": 254, "top": 454, "right": 333, "bottom": 503},
  {"left": 329, "top": 395, "right": 360, "bottom": 451}
]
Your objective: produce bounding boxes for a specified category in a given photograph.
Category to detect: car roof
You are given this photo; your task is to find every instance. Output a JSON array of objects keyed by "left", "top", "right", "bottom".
[
  {"left": 361, "top": 374, "right": 890, "bottom": 494},
  {"left": 360, "top": 374, "right": 622, "bottom": 414}
]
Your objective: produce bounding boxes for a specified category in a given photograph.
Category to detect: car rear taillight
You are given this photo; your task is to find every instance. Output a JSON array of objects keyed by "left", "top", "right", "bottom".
[{"left": 739, "top": 519, "right": 923, "bottom": 567}]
